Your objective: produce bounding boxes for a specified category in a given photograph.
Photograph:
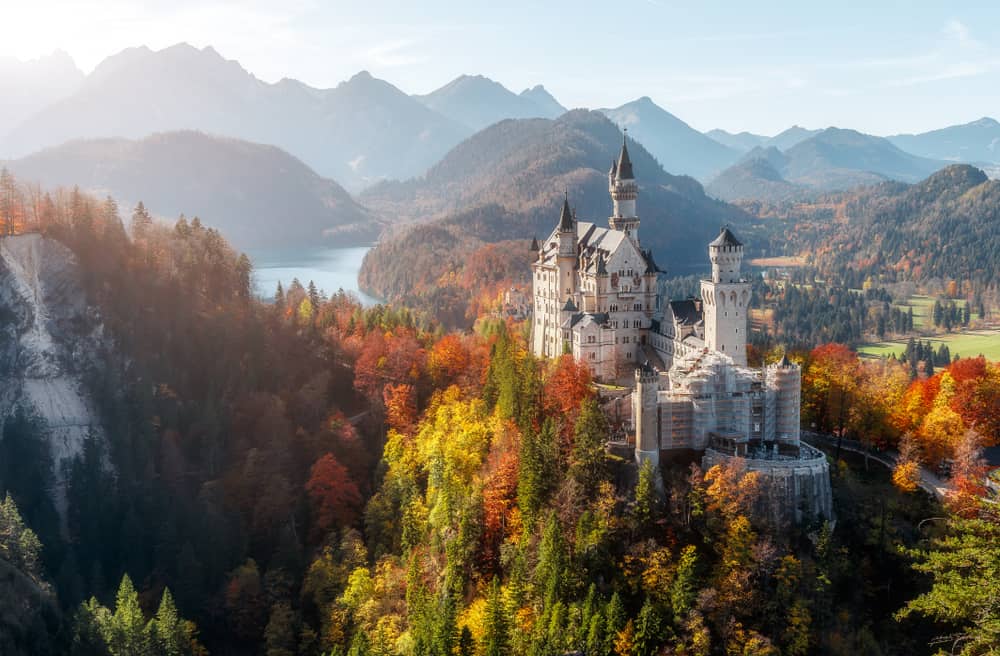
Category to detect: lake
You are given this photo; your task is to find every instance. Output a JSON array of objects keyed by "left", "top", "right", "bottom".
[{"left": 249, "top": 245, "right": 379, "bottom": 305}]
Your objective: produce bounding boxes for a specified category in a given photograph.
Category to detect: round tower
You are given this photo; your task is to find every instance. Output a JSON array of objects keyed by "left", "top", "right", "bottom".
[
  {"left": 701, "top": 227, "right": 750, "bottom": 366},
  {"left": 609, "top": 134, "right": 640, "bottom": 243},
  {"left": 634, "top": 362, "right": 660, "bottom": 466}
]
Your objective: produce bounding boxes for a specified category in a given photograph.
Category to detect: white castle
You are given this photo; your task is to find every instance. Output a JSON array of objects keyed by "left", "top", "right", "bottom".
[{"left": 531, "top": 139, "right": 832, "bottom": 523}]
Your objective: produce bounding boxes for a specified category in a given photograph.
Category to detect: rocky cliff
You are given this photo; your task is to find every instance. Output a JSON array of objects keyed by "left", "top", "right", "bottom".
[{"left": 0, "top": 234, "right": 107, "bottom": 525}]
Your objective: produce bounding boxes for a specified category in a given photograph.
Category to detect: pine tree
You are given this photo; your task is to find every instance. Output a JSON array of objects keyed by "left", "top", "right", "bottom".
[
  {"left": 569, "top": 398, "right": 609, "bottom": 498},
  {"left": 105, "top": 574, "right": 150, "bottom": 656},
  {"left": 670, "top": 545, "right": 699, "bottom": 624},
  {"left": 632, "top": 459, "right": 660, "bottom": 534},
  {"left": 518, "top": 419, "right": 557, "bottom": 528},
  {"left": 483, "top": 577, "right": 510, "bottom": 656},
  {"left": 535, "top": 513, "right": 567, "bottom": 606},
  {"left": 633, "top": 599, "right": 666, "bottom": 656},
  {"left": 151, "top": 588, "right": 186, "bottom": 656}
]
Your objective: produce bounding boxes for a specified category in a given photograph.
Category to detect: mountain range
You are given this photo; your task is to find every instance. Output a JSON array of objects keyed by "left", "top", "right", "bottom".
[
  {"left": 600, "top": 97, "right": 741, "bottom": 181},
  {"left": 2, "top": 42, "right": 999, "bottom": 231},
  {"left": 6, "top": 131, "right": 378, "bottom": 249},
  {"left": 0, "top": 44, "right": 471, "bottom": 191},
  {"left": 706, "top": 128, "right": 948, "bottom": 202},
  {"left": 414, "top": 74, "right": 566, "bottom": 131}
]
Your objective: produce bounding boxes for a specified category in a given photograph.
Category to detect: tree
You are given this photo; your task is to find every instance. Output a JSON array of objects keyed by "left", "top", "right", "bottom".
[
  {"left": 517, "top": 419, "right": 558, "bottom": 528},
  {"left": 104, "top": 574, "right": 150, "bottom": 656},
  {"left": 264, "top": 601, "right": 298, "bottom": 656},
  {"left": 569, "top": 398, "right": 609, "bottom": 498},
  {"left": 897, "top": 503, "right": 1000, "bottom": 655},
  {"left": 306, "top": 454, "right": 363, "bottom": 540},
  {"left": 0, "top": 493, "right": 42, "bottom": 579},
  {"left": 670, "top": 545, "right": 699, "bottom": 624},
  {"left": 632, "top": 459, "right": 660, "bottom": 534},
  {"left": 633, "top": 599, "right": 666, "bottom": 656},
  {"left": 483, "top": 578, "right": 510, "bottom": 656}
]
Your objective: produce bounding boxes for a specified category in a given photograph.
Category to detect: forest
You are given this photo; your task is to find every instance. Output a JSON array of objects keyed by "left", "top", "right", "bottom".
[{"left": 0, "top": 172, "right": 998, "bottom": 655}]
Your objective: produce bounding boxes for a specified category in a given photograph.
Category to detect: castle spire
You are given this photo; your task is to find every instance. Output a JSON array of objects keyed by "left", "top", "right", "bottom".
[
  {"left": 616, "top": 130, "right": 634, "bottom": 180},
  {"left": 559, "top": 193, "right": 574, "bottom": 231}
]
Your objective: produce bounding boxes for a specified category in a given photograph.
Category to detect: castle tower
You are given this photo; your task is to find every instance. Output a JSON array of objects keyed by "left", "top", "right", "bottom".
[
  {"left": 634, "top": 362, "right": 660, "bottom": 466},
  {"left": 766, "top": 354, "right": 801, "bottom": 444},
  {"left": 557, "top": 195, "right": 577, "bottom": 301},
  {"left": 608, "top": 134, "right": 639, "bottom": 243},
  {"left": 701, "top": 227, "right": 750, "bottom": 366}
]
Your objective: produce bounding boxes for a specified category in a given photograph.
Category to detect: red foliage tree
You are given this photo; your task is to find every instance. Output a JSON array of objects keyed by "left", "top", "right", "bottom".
[
  {"left": 542, "top": 354, "right": 594, "bottom": 445},
  {"left": 305, "top": 453, "right": 362, "bottom": 541}
]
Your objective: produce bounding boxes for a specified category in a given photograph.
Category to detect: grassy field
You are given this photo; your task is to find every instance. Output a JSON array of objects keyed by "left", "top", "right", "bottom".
[{"left": 859, "top": 329, "right": 1000, "bottom": 361}]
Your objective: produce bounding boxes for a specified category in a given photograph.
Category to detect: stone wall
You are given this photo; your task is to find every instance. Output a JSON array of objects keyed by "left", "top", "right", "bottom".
[{"left": 703, "top": 443, "right": 833, "bottom": 526}]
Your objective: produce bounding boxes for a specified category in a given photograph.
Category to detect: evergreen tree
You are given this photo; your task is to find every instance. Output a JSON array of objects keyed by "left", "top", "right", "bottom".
[
  {"left": 104, "top": 574, "right": 150, "bottom": 656},
  {"left": 569, "top": 398, "right": 609, "bottom": 498},
  {"left": 633, "top": 599, "right": 667, "bottom": 656},
  {"left": 151, "top": 588, "right": 186, "bottom": 656},
  {"left": 483, "top": 578, "right": 510, "bottom": 656},
  {"left": 535, "top": 513, "right": 568, "bottom": 607},
  {"left": 517, "top": 419, "right": 557, "bottom": 528},
  {"left": 632, "top": 459, "right": 660, "bottom": 534}
]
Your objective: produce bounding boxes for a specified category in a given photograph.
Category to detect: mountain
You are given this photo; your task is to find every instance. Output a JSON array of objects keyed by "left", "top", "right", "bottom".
[
  {"left": 1, "top": 44, "right": 470, "bottom": 190},
  {"left": 520, "top": 85, "right": 567, "bottom": 117},
  {"left": 359, "top": 110, "right": 756, "bottom": 318},
  {"left": 707, "top": 128, "right": 948, "bottom": 201},
  {"left": 600, "top": 97, "right": 741, "bottom": 180},
  {"left": 414, "top": 75, "right": 564, "bottom": 131},
  {"left": 7, "top": 131, "right": 380, "bottom": 249},
  {"left": 767, "top": 125, "right": 822, "bottom": 151},
  {"left": 780, "top": 165, "right": 1000, "bottom": 286},
  {"left": 705, "top": 129, "right": 768, "bottom": 152},
  {"left": 0, "top": 50, "right": 83, "bottom": 135},
  {"left": 888, "top": 117, "right": 1000, "bottom": 164},
  {"left": 782, "top": 128, "right": 946, "bottom": 187},
  {"left": 706, "top": 156, "right": 810, "bottom": 203}
]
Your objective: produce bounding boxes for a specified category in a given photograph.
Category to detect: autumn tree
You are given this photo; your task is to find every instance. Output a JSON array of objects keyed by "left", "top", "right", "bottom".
[{"left": 306, "top": 454, "right": 363, "bottom": 541}]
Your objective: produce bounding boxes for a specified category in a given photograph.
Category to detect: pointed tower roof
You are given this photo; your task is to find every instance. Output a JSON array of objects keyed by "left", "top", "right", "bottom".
[
  {"left": 616, "top": 135, "right": 634, "bottom": 180},
  {"left": 643, "top": 249, "right": 660, "bottom": 274},
  {"left": 530, "top": 235, "right": 539, "bottom": 251},
  {"left": 596, "top": 251, "right": 608, "bottom": 275},
  {"left": 559, "top": 194, "right": 574, "bottom": 231},
  {"left": 561, "top": 297, "right": 578, "bottom": 312},
  {"left": 778, "top": 353, "right": 792, "bottom": 368},
  {"left": 710, "top": 226, "right": 742, "bottom": 248}
]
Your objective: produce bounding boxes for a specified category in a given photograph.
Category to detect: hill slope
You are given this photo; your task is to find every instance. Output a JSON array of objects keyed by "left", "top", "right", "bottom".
[
  {"left": 414, "top": 75, "right": 564, "bottom": 131},
  {"left": 600, "top": 97, "right": 741, "bottom": 180},
  {"left": 1, "top": 44, "right": 469, "bottom": 190},
  {"left": 705, "top": 129, "right": 768, "bottom": 152},
  {"left": 888, "top": 117, "right": 1000, "bottom": 164},
  {"left": 776, "top": 165, "right": 1000, "bottom": 286},
  {"left": 8, "top": 132, "right": 379, "bottom": 249}
]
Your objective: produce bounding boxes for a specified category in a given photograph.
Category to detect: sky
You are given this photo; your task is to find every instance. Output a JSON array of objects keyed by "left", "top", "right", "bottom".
[{"left": 3, "top": 0, "right": 1000, "bottom": 136}]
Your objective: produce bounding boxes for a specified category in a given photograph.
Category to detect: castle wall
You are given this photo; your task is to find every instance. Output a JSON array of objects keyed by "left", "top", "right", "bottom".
[{"left": 702, "top": 443, "right": 833, "bottom": 525}]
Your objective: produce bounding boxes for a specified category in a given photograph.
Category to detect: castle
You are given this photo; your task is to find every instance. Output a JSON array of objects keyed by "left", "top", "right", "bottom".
[{"left": 531, "top": 139, "right": 833, "bottom": 524}]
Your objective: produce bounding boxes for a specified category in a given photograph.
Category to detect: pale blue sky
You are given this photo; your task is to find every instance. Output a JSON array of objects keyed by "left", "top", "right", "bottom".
[{"left": 4, "top": 1, "right": 1000, "bottom": 135}]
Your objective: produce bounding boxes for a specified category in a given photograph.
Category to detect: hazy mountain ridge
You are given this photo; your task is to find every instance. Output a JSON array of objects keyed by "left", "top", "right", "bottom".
[
  {"left": 7, "top": 131, "right": 380, "bottom": 249},
  {"left": 600, "top": 97, "right": 741, "bottom": 180},
  {"left": 0, "top": 50, "right": 84, "bottom": 135},
  {"left": 1, "top": 44, "right": 470, "bottom": 191},
  {"left": 888, "top": 117, "right": 1000, "bottom": 164},
  {"left": 707, "top": 128, "right": 948, "bottom": 201},
  {"left": 414, "top": 74, "right": 565, "bottom": 131}
]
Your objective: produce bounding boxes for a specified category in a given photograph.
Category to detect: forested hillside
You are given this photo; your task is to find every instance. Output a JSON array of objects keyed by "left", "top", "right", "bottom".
[{"left": 760, "top": 165, "right": 1000, "bottom": 289}]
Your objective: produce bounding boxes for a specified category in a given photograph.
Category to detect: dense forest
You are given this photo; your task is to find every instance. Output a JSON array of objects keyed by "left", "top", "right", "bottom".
[{"left": 0, "top": 173, "right": 998, "bottom": 655}]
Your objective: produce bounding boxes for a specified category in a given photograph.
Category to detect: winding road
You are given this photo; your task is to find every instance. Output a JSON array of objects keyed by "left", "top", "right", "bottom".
[{"left": 802, "top": 431, "right": 951, "bottom": 500}]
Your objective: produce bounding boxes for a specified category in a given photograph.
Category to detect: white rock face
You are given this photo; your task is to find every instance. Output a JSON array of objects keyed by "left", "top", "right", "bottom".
[{"left": 0, "top": 234, "right": 106, "bottom": 525}]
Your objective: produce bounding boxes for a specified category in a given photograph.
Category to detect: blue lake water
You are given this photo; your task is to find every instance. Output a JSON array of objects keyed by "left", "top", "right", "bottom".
[{"left": 249, "top": 245, "right": 379, "bottom": 305}]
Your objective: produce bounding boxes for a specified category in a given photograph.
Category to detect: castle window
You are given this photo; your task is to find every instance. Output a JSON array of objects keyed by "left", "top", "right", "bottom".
[
  {"left": 588, "top": 335, "right": 595, "bottom": 344},
  {"left": 626, "top": 351, "right": 632, "bottom": 359},
  {"left": 623, "top": 336, "right": 629, "bottom": 344}
]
